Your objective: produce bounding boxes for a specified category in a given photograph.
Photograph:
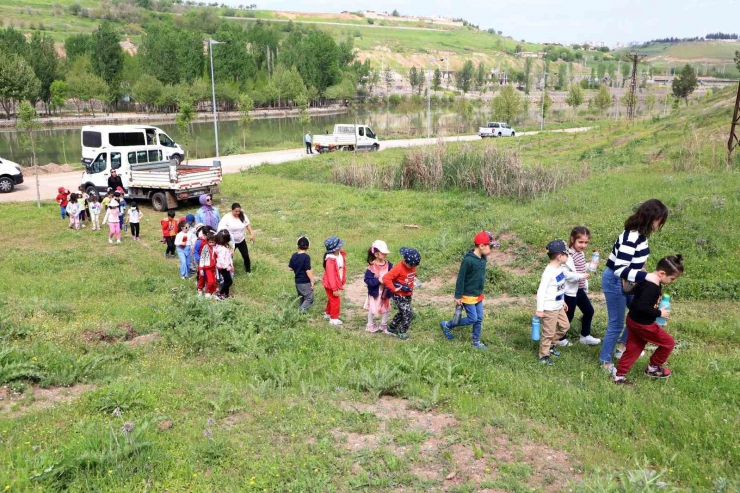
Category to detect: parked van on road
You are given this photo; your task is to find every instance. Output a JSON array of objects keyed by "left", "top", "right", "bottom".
[
  {"left": 0, "top": 156, "right": 23, "bottom": 193},
  {"left": 81, "top": 125, "right": 185, "bottom": 167}
]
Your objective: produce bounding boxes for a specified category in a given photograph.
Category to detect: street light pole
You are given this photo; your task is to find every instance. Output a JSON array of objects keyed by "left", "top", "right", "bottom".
[{"left": 209, "top": 38, "right": 224, "bottom": 158}]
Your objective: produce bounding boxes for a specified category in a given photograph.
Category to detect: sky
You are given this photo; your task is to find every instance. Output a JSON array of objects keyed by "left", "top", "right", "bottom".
[{"left": 224, "top": 0, "right": 739, "bottom": 46}]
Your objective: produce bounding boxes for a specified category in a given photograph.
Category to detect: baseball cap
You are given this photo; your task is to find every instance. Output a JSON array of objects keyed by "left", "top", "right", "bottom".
[
  {"left": 474, "top": 231, "right": 491, "bottom": 246},
  {"left": 546, "top": 239, "right": 568, "bottom": 254},
  {"left": 400, "top": 247, "right": 421, "bottom": 267},
  {"left": 371, "top": 240, "right": 390, "bottom": 254}
]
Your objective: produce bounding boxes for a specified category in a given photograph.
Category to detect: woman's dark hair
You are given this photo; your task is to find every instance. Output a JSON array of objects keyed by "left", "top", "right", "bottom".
[
  {"left": 568, "top": 226, "right": 591, "bottom": 247},
  {"left": 297, "top": 236, "right": 309, "bottom": 250},
  {"left": 69, "top": 193, "right": 77, "bottom": 203},
  {"left": 167, "top": 210, "right": 176, "bottom": 218},
  {"left": 624, "top": 199, "right": 669, "bottom": 237},
  {"left": 656, "top": 254, "right": 684, "bottom": 276},
  {"left": 216, "top": 230, "right": 231, "bottom": 246},
  {"left": 231, "top": 202, "right": 246, "bottom": 222}
]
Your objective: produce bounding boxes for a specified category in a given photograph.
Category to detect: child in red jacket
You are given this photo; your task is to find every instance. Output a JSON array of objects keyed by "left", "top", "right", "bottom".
[
  {"left": 56, "top": 187, "right": 70, "bottom": 219},
  {"left": 382, "top": 247, "right": 422, "bottom": 341},
  {"left": 197, "top": 232, "right": 218, "bottom": 298},
  {"left": 322, "top": 236, "right": 347, "bottom": 326}
]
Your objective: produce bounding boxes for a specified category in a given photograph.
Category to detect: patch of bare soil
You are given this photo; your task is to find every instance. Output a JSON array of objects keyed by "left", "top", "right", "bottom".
[
  {"left": 334, "top": 397, "right": 581, "bottom": 491},
  {"left": 25, "top": 163, "right": 76, "bottom": 174},
  {"left": 81, "top": 323, "right": 158, "bottom": 346},
  {"left": 126, "top": 332, "right": 160, "bottom": 347},
  {"left": 0, "top": 384, "right": 95, "bottom": 416}
]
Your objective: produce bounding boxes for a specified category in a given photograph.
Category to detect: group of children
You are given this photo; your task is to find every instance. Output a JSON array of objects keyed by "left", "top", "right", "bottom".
[
  {"left": 287, "top": 226, "right": 683, "bottom": 384},
  {"left": 56, "top": 186, "right": 142, "bottom": 243}
]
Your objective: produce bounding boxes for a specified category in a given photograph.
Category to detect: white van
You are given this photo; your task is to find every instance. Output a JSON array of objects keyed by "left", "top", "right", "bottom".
[
  {"left": 81, "top": 125, "right": 185, "bottom": 168},
  {"left": 0, "top": 156, "right": 24, "bottom": 193}
]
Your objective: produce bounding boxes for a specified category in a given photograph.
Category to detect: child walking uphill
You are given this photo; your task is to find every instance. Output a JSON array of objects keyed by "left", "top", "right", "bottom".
[
  {"left": 382, "top": 247, "right": 421, "bottom": 341},
  {"left": 127, "top": 202, "right": 142, "bottom": 240},
  {"left": 289, "top": 236, "right": 315, "bottom": 312},
  {"left": 558, "top": 226, "right": 599, "bottom": 346},
  {"left": 66, "top": 194, "right": 82, "bottom": 231},
  {"left": 322, "top": 236, "right": 347, "bottom": 326},
  {"left": 197, "top": 232, "right": 218, "bottom": 298},
  {"left": 161, "top": 210, "right": 178, "bottom": 259},
  {"left": 102, "top": 198, "right": 121, "bottom": 244},
  {"left": 535, "top": 240, "right": 573, "bottom": 365},
  {"left": 440, "top": 231, "right": 495, "bottom": 349},
  {"left": 175, "top": 222, "right": 192, "bottom": 279},
  {"left": 613, "top": 255, "right": 684, "bottom": 384},
  {"left": 363, "top": 240, "right": 393, "bottom": 333},
  {"left": 214, "top": 230, "right": 234, "bottom": 299}
]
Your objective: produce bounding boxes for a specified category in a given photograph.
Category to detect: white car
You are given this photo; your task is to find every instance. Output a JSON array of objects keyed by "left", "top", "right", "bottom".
[
  {"left": 0, "top": 156, "right": 24, "bottom": 193},
  {"left": 479, "top": 122, "right": 516, "bottom": 138}
]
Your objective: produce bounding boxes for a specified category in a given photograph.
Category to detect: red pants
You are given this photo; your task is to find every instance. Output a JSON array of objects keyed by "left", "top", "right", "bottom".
[
  {"left": 324, "top": 288, "right": 341, "bottom": 319},
  {"left": 198, "top": 269, "right": 217, "bottom": 294},
  {"left": 616, "top": 317, "right": 675, "bottom": 377}
]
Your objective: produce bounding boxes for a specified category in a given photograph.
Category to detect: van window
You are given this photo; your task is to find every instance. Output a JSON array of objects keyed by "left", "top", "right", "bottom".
[
  {"left": 111, "top": 152, "right": 121, "bottom": 169},
  {"left": 159, "top": 133, "right": 175, "bottom": 147},
  {"left": 83, "top": 131, "right": 102, "bottom": 148},
  {"left": 358, "top": 127, "right": 364, "bottom": 137},
  {"left": 148, "top": 150, "right": 160, "bottom": 162},
  {"left": 137, "top": 151, "right": 148, "bottom": 163},
  {"left": 109, "top": 132, "right": 146, "bottom": 147},
  {"left": 91, "top": 153, "right": 107, "bottom": 174},
  {"left": 146, "top": 129, "right": 156, "bottom": 145},
  {"left": 128, "top": 152, "right": 136, "bottom": 164},
  {"left": 366, "top": 127, "right": 375, "bottom": 139},
  {"left": 492, "top": 123, "right": 500, "bottom": 128}
]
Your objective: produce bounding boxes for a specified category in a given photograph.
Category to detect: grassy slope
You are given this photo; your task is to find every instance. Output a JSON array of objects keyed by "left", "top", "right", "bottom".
[{"left": 1, "top": 89, "right": 739, "bottom": 491}]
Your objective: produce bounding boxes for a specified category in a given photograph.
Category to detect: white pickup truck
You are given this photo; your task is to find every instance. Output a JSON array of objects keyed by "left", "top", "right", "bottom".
[
  {"left": 478, "top": 122, "right": 516, "bottom": 138},
  {"left": 313, "top": 124, "right": 380, "bottom": 153}
]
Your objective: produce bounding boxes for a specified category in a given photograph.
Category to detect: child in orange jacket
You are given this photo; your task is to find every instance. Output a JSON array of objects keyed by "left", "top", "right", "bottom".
[
  {"left": 382, "top": 247, "right": 422, "bottom": 340},
  {"left": 322, "top": 236, "right": 347, "bottom": 326}
]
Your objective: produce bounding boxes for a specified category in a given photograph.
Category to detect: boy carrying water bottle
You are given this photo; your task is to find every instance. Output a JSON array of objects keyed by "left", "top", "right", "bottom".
[
  {"left": 440, "top": 231, "right": 497, "bottom": 349},
  {"left": 535, "top": 239, "right": 573, "bottom": 366}
]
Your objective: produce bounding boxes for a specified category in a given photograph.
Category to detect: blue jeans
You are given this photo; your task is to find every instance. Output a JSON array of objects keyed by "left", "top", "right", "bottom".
[
  {"left": 60, "top": 205, "right": 66, "bottom": 219},
  {"left": 177, "top": 247, "right": 191, "bottom": 278},
  {"left": 599, "top": 267, "right": 632, "bottom": 364},
  {"left": 449, "top": 301, "right": 484, "bottom": 342}
]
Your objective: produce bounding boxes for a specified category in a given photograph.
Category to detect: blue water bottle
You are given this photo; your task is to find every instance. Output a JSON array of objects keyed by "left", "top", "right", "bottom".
[
  {"left": 531, "top": 316, "right": 541, "bottom": 341},
  {"left": 655, "top": 295, "right": 671, "bottom": 326}
]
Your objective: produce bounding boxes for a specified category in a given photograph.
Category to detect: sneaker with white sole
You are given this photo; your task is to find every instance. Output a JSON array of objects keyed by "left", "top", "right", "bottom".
[
  {"left": 108, "top": 239, "right": 113, "bottom": 244},
  {"left": 116, "top": 239, "right": 121, "bottom": 244},
  {"left": 555, "top": 339, "right": 573, "bottom": 347},
  {"left": 323, "top": 313, "right": 331, "bottom": 319},
  {"left": 365, "top": 324, "right": 380, "bottom": 333},
  {"left": 579, "top": 335, "right": 602, "bottom": 345},
  {"left": 549, "top": 348, "right": 561, "bottom": 357},
  {"left": 539, "top": 356, "right": 553, "bottom": 366},
  {"left": 329, "top": 318, "right": 343, "bottom": 326},
  {"left": 644, "top": 365, "right": 672, "bottom": 379}
]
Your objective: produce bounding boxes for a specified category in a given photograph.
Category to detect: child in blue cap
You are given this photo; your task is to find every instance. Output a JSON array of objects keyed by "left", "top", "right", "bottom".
[
  {"left": 536, "top": 239, "right": 576, "bottom": 365},
  {"left": 382, "top": 247, "right": 421, "bottom": 340}
]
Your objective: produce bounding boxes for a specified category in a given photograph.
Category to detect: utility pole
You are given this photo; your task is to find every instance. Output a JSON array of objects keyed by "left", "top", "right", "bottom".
[
  {"left": 209, "top": 38, "right": 226, "bottom": 158},
  {"left": 540, "top": 72, "right": 549, "bottom": 130},
  {"left": 427, "top": 59, "right": 431, "bottom": 139},
  {"left": 728, "top": 80, "right": 740, "bottom": 166},
  {"left": 624, "top": 52, "right": 646, "bottom": 120}
]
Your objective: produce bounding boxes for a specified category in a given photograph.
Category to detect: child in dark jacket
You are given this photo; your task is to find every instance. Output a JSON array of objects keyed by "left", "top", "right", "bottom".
[
  {"left": 440, "top": 231, "right": 496, "bottom": 349},
  {"left": 363, "top": 240, "right": 393, "bottom": 333},
  {"left": 613, "top": 255, "right": 684, "bottom": 384},
  {"left": 382, "top": 247, "right": 421, "bottom": 341}
]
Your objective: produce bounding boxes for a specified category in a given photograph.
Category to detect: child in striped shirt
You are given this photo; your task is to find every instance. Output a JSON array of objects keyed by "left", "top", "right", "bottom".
[{"left": 558, "top": 226, "right": 599, "bottom": 347}]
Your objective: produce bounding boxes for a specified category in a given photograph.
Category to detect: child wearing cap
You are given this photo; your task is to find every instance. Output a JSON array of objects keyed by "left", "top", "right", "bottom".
[
  {"left": 382, "top": 247, "right": 421, "bottom": 340},
  {"left": 322, "top": 236, "right": 347, "bottom": 325},
  {"left": 289, "top": 236, "right": 315, "bottom": 312},
  {"left": 127, "top": 201, "right": 142, "bottom": 240},
  {"left": 56, "top": 187, "right": 70, "bottom": 220},
  {"left": 363, "top": 240, "right": 393, "bottom": 333},
  {"left": 102, "top": 197, "right": 121, "bottom": 244},
  {"left": 536, "top": 239, "right": 581, "bottom": 365},
  {"left": 197, "top": 232, "right": 219, "bottom": 298},
  {"left": 440, "top": 231, "right": 495, "bottom": 349},
  {"left": 89, "top": 195, "right": 102, "bottom": 231}
]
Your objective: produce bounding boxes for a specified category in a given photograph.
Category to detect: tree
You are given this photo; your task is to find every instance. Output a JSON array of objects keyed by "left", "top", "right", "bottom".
[
  {"left": 237, "top": 93, "right": 254, "bottom": 149},
  {"left": 475, "top": 62, "right": 487, "bottom": 92},
  {"left": 408, "top": 67, "right": 419, "bottom": 94},
  {"left": 139, "top": 23, "right": 204, "bottom": 86},
  {"left": 432, "top": 68, "right": 442, "bottom": 91},
  {"left": 175, "top": 95, "right": 195, "bottom": 161},
  {"left": 391, "top": 9, "right": 400, "bottom": 16},
  {"left": 492, "top": 85, "right": 524, "bottom": 124},
  {"left": 594, "top": 84, "right": 612, "bottom": 114},
  {"left": 50, "top": 80, "right": 68, "bottom": 114},
  {"left": 523, "top": 57, "right": 532, "bottom": 95},
  {"left": 539, "top": 90, "right": 553, "bottom": 119},
  {"left": 565, "top": 84, "right": 584, "bottom": 118},
  {"left": 556, "top": 62, "right": 568, "bottom": 90},
  {"left": 64, "top": 33, "right": 93, "bottom": 62},
  {"left": 620, "top": 90, "right": 637, "bottom": 113},
  {"left": 671, "top": 64, "right": 698, "bottom": 105},
  {"left": 91, "top": 22, "right": 124, "bottom": 91},
  {"left": 295, "top": 91, "right": 310, "bottom": 132},
  {"left": 645, "top": 93, "right": 656, "bottom": 114},
  {"left": 28, "top": 32, "right": 59, "bottom": 111},
  {"left": 0, "top": 27, "right": 29, "bottom": 58},
  {"left": 16, "top": 101, "right": 42, "bottom": 207},
  {"left": 735, "top": 50, "right": 740, "bottom": 73},
  {"left": 453, "top": 97, "right": 473, "bottom": 133},
  {"left": 278, "top": 30, "right": 343, "bottom": 94},
  {"left": 368, "top": 70, "right": 380, "bottom": 94},
  {"left": 212, "top": 23, "right": 256, "bottom": 86},
  {"left": 0, "top": 51, "right": 40, "bottom": 119},
  {"left": 132, "top": 73, "right": 164, "bottom": 112},
  {"left": 455, "top": 60, "right": 475, "bottom": 94},
  {"left": 67, "top": 70, "right": 108, "bottom": 117},
  {"left": 383, "top": 66, "right": 394, "bottom": 95}
]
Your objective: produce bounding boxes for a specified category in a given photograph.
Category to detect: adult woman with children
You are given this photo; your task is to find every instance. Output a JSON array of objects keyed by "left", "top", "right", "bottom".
[
  {"left": 600, "top": 198, "right": 669, "bottom": 373},
  {"left": 217, "top": 203, "right": 256, "bottom": 274}
]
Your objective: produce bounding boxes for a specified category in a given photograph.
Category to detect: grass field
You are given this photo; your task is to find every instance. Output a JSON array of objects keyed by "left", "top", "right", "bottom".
[
  {"left": 663, "top": 42, "right": 740, "bottom": 61},
  {"left": 1, "top": 55, "right": 739, "bottom": 493}
]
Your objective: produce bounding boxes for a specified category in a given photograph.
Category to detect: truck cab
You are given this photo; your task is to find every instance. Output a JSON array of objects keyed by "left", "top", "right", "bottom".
[{"left": 479, "top": 122, "right": 516, "bottom": 138}]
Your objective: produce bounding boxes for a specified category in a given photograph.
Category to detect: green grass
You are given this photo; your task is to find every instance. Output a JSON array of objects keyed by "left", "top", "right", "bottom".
[
  {"left": 1, "top": 73, "right": 739, "bottom": 493},
  {"left": 664, "top": 42, "right": 740, "bottom": 61}
]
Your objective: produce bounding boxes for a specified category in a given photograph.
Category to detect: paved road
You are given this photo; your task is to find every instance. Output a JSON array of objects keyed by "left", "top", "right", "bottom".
[{"left": 0, "top": 128, "right": 590, "bottom": 204}]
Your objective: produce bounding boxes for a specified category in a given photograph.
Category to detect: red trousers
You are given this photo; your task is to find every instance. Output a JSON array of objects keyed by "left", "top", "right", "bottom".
[
  {"left": 616, "top": 317, "right": 675, "bottom": 377},
  {"left": 325, "top": 288, "right": 341, "bottom": 319},
  {"left": 198, "top": 269, "right": 217, "bottom": 294}
]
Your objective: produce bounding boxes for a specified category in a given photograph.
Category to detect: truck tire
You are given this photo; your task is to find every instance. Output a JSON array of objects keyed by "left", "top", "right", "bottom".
[
  {"left": 372, "top": 144, "right": 379, "bottom": 152},
  {"left": 498, "top": 132, "right": 502, "bottom": 137},
  {"left": 171, "top": 154, "right": 182, "bottom": 166},
  {"left": 0, "top": 176, "right": 14, "bottom": 193},
  {"left": 85, "top": 184, "right": 100, "bottom": 201},
  {"left": 151, "top": 192, "right": 168, "bottom": 212},
  {"left": 511, "top": 132, "right": 515, "bottom": 137}
]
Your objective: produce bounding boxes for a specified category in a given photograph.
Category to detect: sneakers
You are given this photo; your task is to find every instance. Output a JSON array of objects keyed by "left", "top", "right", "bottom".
[
  {"left": 602, "top": 363, "right": 616, "bottom": 376},
  {"left": 181, "top": 276, "right": 187, "bottom": 280},
  {"left": 549, "top": 348, "right": 561, "bottom": 357},
  {"left": 385, "top": 327, "right": 409, "bottom": 340},
  {"left": 328, "top": 318, "right": 343, "bottom": 326},
  {"left": 109, "top": 239, "right": 113, "bottom": 244},
  {"left": 323, "top": 313, "right": 331, "bottom": 319},
  {"left": 613, "top": 375, "right": 635, "bottom": 385},
  {"left": 539, "top": 356, "right": 553, "bottom": 366},
  {"left": 555, "top": 339, "right": 573, "bottom": 347},
  {"left": 440, "top": 321, "right": 454, "bottom": 340},
  {"left": 365, "top": 324, "right": 380, "bottom": 333},
  {"left": 397, "top": 332, "right": 410, "bottom": 341},
  {"left": 380, "top": 324, "right": 389, "bottom": 334},
  {"left": 472, "top": 341, "right": 488, "bottom": 350},
  {"left": 645, "top": 365, "right": 672, "bottom": 379},
  {"left": 579, "top": 335, "right": 602, "bottom": 345},
  {"left": 116, "top": 239, "right": 121, "bottom": 244}
]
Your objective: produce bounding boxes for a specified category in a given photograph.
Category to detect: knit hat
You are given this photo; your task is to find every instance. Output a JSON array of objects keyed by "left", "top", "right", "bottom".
[
  {"left": 324, "top": 236, "right": 344, "bottom": 253},
  {"left": 58, "top": 187, "right": 66, "bottom": 193},
  {"left": 400, "top": 247, "right": 421, "bottom": 267},
  {"left": 546, "top": 239, "right": 568, "bottom": 254},
  {"left": 371, "top": 240, "right": 390, "bottom": 254},
  {"left": 186, "top": 214, "right": 195, "bottom": 223}
]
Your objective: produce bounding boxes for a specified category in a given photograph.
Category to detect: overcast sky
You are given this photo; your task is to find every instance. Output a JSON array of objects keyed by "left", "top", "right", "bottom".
[{"left": 226, "top": 0, "right": 738, "bottom": 46}]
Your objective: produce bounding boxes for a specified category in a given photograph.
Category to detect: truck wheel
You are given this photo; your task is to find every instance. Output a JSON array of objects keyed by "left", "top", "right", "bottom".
[
  {"left": 172, "top": 154, "right": 182, "bottom": 166},
  {"left": 151, "top": 192, "right": 168, "bottom": 212},
  {"left": 372, "top": 144, "right": 379, "bottom": 152},
  {"left": 85, "top": 184, "right": 100, "bottom": 201},
  {"left": 498, "top": 132, "right": 502, "bottom": 137},
  {"left": 0, "top": 176, "right": 14, "bottom": 193},
  {"left": 511, "top": 132, "right": 515, "bottom": 137}
]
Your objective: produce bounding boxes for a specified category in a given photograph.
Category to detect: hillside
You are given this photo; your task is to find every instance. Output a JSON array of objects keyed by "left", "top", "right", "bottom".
[{"left": 614, "top": 41, "right": 740, "bottom": 77}]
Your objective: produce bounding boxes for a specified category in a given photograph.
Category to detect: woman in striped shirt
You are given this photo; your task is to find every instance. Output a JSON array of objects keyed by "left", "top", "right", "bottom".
[{"left": 600, "top": 199, "right": 669, "bottom": 372}]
